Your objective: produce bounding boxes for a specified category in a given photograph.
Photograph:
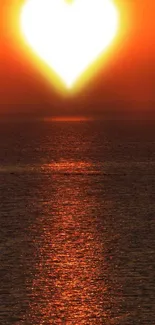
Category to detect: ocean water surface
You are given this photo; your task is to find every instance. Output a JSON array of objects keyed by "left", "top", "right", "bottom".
[{"left": 0, "top": 119, "right": 155, "bottom": 324}]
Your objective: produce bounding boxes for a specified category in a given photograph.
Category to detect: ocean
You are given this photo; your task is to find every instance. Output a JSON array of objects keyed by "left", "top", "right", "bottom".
[{"left": 0, "top": 119, "right": 154, "bottom": 324}]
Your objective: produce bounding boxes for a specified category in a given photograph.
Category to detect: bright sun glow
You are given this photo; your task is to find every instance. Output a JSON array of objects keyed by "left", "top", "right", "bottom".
[{"left": 20, "top": 0, "right": 119, "bottom": 89}]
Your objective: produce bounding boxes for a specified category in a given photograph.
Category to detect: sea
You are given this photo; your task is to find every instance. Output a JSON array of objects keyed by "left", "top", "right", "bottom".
[{"left": 0, "top": 118, "right": 154, "bottom": 325}]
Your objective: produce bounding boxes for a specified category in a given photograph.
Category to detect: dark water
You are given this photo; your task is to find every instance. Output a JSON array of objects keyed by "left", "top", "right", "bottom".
[{"left": 0, "top": 119, "right": 155, "bottom": 324}]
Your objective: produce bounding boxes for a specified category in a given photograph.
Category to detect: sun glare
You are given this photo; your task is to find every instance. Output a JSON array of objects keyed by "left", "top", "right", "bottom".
[{"left": 20, "top": 0, "right": 119, "bottom": 89}]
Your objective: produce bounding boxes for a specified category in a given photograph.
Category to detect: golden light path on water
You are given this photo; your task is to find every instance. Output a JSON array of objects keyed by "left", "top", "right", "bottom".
[{"left": 21, "top": 160, "right": 122, "bottom": 324}]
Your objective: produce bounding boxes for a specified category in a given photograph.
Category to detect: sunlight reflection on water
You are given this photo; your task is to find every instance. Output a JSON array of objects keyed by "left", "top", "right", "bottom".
[{"left": 22, "top": 161, "right": 112, "bottom": 324}]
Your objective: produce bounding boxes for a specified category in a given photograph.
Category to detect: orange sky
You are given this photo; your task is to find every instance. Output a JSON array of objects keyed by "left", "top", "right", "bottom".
[{"left": 0, "top": 0, "right": 155, "bottom": 117}]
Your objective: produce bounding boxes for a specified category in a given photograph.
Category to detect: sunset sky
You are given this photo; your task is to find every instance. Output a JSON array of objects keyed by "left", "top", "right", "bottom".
[{"left": 0, "top": 0, "right": 154, "bottom": 117}]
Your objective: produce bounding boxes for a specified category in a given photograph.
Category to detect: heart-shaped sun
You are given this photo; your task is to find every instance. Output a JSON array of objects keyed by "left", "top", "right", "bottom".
[{"left": 20, "top": 0, "right": 119, "bottom": 89}]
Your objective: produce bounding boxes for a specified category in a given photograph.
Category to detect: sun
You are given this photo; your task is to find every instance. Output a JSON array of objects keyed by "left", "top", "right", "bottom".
[{"left": 20, "top": 0, "right": 119, "bottom": 89}]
